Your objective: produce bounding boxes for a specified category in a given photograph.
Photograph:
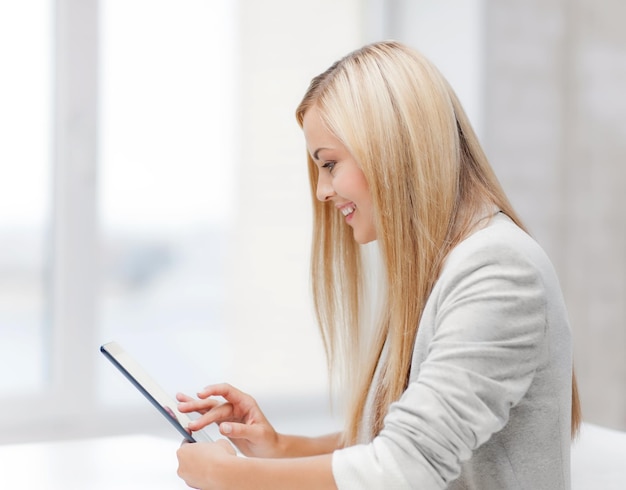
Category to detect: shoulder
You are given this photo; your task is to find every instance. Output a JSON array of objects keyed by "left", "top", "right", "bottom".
[
  {"left": 442, "top": 213, "right": 555, "bottom": 282},
  {"left": 429, "top": 213, "right": 563, "bottom": 319}
]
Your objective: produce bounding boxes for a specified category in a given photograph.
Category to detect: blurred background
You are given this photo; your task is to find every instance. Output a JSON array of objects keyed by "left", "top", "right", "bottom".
[{"left": 0, "top": 0, "right": 624, "bottom": 446}]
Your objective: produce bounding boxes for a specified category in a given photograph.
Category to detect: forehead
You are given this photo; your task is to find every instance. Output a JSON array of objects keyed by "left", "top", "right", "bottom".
[
  {"left": 302, "top": 106, "right": 326, "bottom": 136},
  {"left": 302, "top": 107, "right": 340, "bottom": 152}
]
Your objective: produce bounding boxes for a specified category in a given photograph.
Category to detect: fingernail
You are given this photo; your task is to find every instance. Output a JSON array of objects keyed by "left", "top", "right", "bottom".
[{"left": 221, "top": 423, "right": 232, "bottom": 435}]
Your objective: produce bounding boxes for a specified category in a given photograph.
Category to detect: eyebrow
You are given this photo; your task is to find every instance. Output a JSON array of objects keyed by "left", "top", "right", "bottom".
[{"left": 312, "top": 148, "right": 328, "bottom": 161}]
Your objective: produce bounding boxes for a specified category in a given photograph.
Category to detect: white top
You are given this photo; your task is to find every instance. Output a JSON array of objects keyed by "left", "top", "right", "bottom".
[{"left": 332, "top": 213, "right": 573, "bottom": 489}]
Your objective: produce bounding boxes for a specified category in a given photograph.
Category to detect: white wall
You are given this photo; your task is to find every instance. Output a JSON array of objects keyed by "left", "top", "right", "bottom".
[
  {"left": 483, "top": 0, "right": 626, "bottom": 429},
  {"left": 364, "top": 0, "right": 626, "bottom": 430}
]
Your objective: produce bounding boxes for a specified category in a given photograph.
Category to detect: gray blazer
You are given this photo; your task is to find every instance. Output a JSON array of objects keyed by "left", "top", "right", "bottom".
[{"left": 332, "top": 213, "right": 573, "bottom": 489}]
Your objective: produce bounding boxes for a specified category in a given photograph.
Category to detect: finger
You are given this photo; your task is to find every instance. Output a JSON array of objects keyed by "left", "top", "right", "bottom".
[
  {"left": 176, "top": 392, "right": 195, "bottom": 403},
  {"left": 178, "top": 397, "right": 222, "bottom": 414},
  {"left": 219, "top": 421, "right": 267, "bottom": 442},
  {"left": 197, "top": 383, "right": 253, "bottom": 407},
  {"left": 187, "top": 403, "right": 235, "bottom": 431}
]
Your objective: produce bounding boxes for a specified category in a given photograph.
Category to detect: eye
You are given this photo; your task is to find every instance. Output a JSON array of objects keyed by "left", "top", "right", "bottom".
[{"left": 322, "top": 161, "right": 337, "bottom": 173}]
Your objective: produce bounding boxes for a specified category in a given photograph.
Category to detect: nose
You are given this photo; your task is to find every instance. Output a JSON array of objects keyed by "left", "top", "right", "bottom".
[{"left": 316, "top": 172, "right": 335, "bottom": 202}]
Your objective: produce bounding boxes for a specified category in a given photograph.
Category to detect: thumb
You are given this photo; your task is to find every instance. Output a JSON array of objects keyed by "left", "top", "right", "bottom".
[{"left": 219, "top": 421, "right": 260, "bottom": 440}]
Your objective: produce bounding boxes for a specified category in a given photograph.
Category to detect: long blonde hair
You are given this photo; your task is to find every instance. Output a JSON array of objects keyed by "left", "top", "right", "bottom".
[{"left": 296, "top": 41, "right": 581, "bottom": 445}]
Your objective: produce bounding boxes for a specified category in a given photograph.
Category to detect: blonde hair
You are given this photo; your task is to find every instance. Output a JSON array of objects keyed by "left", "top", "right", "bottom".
[{"left": 296, "top": 41, "right": 581, "bottom": 445}]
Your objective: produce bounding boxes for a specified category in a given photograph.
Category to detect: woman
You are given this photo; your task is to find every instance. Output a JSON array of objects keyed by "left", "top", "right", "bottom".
[{"left": 176, "top": 40, "right": 581, "bottom": 489}]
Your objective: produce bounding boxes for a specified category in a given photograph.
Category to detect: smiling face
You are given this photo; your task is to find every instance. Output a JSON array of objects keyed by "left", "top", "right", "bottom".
[{"left": 302, "top": 106, "right": 376, "bottom": 244}]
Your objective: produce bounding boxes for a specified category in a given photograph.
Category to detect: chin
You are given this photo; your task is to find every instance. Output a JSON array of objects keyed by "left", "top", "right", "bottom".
[{"left": 353, "top": 231, "right": 377, "bottom": 245}]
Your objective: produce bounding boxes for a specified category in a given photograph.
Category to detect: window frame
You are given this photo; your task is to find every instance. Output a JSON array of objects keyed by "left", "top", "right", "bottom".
[{"left": 0, "top": 0, "right": 169, "bottom": 444}]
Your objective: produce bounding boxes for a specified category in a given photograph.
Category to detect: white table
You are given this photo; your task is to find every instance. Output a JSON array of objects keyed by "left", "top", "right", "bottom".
[
  {"left": 0, "top": 435, "right": 188, "bottom": 489},
  {"left": 1, "top": 423, "right": 624, "bottom": 489},
  {"left": 571, "top": 423, "right": 626, "bottom": 490}
]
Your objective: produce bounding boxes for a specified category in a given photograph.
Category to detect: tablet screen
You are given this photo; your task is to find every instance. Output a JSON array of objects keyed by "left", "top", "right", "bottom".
[{"left": 100, "top": 341, "right": 212, "bottom": 443}]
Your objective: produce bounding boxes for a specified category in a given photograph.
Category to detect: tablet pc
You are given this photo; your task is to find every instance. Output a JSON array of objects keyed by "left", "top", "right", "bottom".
[{"left": 100, "top": 341, "right": 212, "bottom": 443}]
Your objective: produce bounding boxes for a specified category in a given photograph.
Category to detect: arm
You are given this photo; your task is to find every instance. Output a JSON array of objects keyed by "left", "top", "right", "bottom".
[
  {"left": 273, "top": 432, "right": 343, "bottom": 458},
  {"left": 177, "top": 441, "right": 337, "bottom": 490}
]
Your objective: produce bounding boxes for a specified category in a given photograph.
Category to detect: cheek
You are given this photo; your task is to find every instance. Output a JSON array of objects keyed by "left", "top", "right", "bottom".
[
  {"left": 342, "top": 167, "right": 371, "bottom": 199},
  {"left": 354, "top": 174, "right": 372, "bottom": 206}
]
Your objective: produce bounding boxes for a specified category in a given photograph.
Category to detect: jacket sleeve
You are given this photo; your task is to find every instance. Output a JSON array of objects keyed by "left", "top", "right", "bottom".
[{"left": 332, "top": 239, "right": 548, "bottom": 489}]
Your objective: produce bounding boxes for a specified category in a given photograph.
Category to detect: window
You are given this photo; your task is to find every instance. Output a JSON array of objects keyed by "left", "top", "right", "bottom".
[
  {"left": 0, "top": 1, "right": 52, "bottom": 395},
  {"left": 1, "top": 0, "right": 362, "bottom": 443},
  {"left": 97, "top": 0, "right": 237, "bottom": 405},
  {"left": 0, "top": 0, "right": 238, "bottom": 443}
]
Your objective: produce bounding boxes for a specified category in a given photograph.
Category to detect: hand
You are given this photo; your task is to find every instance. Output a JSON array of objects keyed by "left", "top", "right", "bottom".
[
  {"left": 177, "top": 439, "right": 237, "bottom": 490},
  {"left": 177, "top": 383, "right": 281, "bottom": 458}
]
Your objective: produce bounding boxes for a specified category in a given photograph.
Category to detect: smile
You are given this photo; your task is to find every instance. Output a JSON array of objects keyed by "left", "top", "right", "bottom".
[{"left": 340, "top": 205, "right": 356, "bottom": 217}]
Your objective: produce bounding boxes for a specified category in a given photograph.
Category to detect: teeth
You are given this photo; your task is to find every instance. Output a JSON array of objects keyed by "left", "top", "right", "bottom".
[{"left": 341, "top": 205, "right": 355, "bottom": 216}]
